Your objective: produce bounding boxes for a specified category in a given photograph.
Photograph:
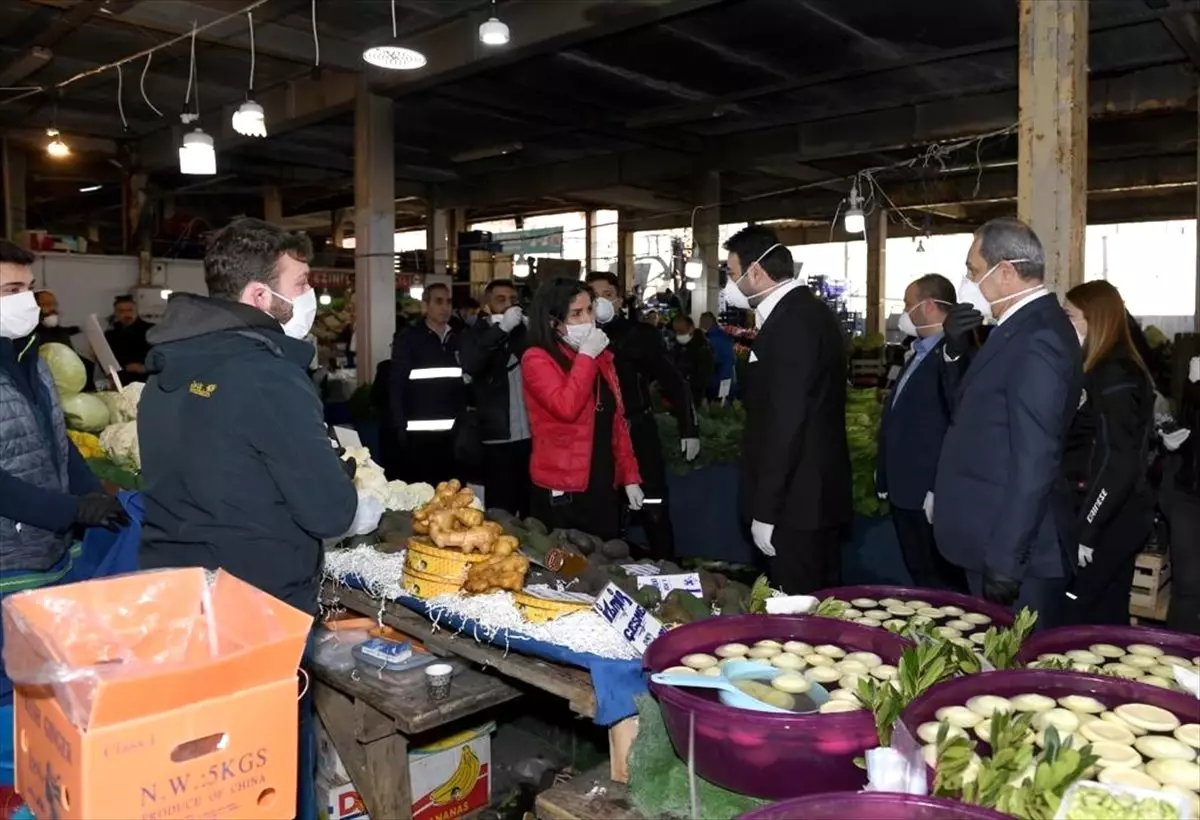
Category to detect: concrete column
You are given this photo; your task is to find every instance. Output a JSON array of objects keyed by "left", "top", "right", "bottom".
[
  {"left": 692, "top": 171, "right": 720, "bottom": 320},
  {"left": 353, "top": 78, "right": 396, "bottom": 384},
  {"left": 2, "top": 138, "right": 28, "bottom": 240},
  {"left": 616, "top": 212, "right": 635, "bottom": 293},
  {"left": 427, "top": 208, "right": 451, "bottom": 275},
  {"left": 1017, "top": 0, "right": 1088, "bottom": 293},
  {"left": 331, "top": 210, "right": 346, "bottom": 249},
  {"left": 263, "top": 184, "right": 283, "bottom": 224},
  {"left": 865, "top": 209, "right": 887, "bottom": 336}
]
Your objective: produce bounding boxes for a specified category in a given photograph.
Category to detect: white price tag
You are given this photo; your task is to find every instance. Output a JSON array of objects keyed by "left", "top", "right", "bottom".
[
  {"left": 522, "top": 584, "right": 595, "bottom": 604},
  {"left": 636, "top": 572, "right": 703, "bottom": 598},
  {"left": 593, "top": 583, "right": 667, "bottom": 655},
  {"left": 620, "top": 563, "right": 660, "bottom": 577}
]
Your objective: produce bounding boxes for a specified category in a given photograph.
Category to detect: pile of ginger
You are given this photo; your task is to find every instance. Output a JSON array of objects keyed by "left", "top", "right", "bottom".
[{"left": 412, "top": 480, "right": 529, "bottom": 593}]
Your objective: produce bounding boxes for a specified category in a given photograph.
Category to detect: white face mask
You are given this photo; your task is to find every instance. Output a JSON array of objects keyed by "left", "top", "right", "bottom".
[
  {"left": 593, "top": 297, "right": 616, "bottom": 325},
  {"left": 897, "top": 299, "right": 952, "bottom": 337},
  {"left": 675, "top": 333, "right": 691, "bottom": 346},
  {"left": 0, "top": 291, "right": 40, "bottom": 340},
  {"left": 269, "top": 287, "right": 318, "bottom": 340},
  {"left": 562, "top": 321, "right": 594, "bottom": 349},
  {"left": 41, "top": 313, "right": 60, "bottom": 328},
  {"left": 958, "top": 258, "right": 1042, "bottom": 322},
  {"left": 723, "top": 243, "right": 786, "bottom": 311}
]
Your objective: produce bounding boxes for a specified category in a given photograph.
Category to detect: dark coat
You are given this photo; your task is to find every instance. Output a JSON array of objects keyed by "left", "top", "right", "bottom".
[
  {"left": 877, "top": 338, "right": 953, "bottom": 510},
  {"left": 459, "top": 319, "right": 529, "bottom": 442},
  {"left": 604, "top": 315, "right": 698, "bottom": 437}
]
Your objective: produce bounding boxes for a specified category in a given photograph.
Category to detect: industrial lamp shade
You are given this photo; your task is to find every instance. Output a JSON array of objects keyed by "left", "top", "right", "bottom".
[
  {"left": 843, "top": 207, "right": 865, "bottom": 235},
  {"left": 479, "top": 16, "right": 510, "bottom": 46},
  {"left": 179, "top": 128, "right": 217, "bottom": 175},
  {"left": 684, "top": 255, "right": 704, "bottom": 279},
  {"left": 232, "top": 100, "right": 267, "bottom": 138},
  {"left": 363, "top": 45, "right": 427, "bottom": 70}
]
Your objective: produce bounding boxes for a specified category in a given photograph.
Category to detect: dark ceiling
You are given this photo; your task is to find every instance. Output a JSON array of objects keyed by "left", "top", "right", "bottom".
[{"left": 1, "top": 0, "right": 1198, "bottom": 253}]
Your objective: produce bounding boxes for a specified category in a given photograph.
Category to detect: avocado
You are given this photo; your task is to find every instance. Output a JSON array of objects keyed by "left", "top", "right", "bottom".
[
  {"left": 633, "top": 585, "right": 663, "bottom": 611},
  {"left": 577, "top": 565, "right": 610, "bottom": 595},
  {"left": 524, "top": 516, "right": 548, "bottom": 535},
  {"left": 600, "top": 539, "right": 631, "bottom": 560},
  {"left": 655, "top": 560, "right": 684, "bottom": 575},
  {"left": 714, "top": 586, "right": 747, "bottom": 615}
]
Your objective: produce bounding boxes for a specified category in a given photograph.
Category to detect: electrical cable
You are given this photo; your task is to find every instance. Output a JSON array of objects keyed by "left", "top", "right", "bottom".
[
  {"left": 116, "top": 63, "right": 127, "bottom": 130},
  {"left": 139, "top": 52, "right": 163, "bottom": 117},
  {"left": 247, "top": 11, "right": 256, "bottom": 93},
  {"left": 311, "top": 0, "right": 320, "bottom": 67}
]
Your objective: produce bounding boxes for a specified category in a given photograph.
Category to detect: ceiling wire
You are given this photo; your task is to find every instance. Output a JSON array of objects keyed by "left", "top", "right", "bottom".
[
  {"left": 311, "top": 0, "right": 320, "bottom": 66},
  {"left": 139, "top": 52, "right": 163, "bottom": 117},
  {"left": 116, "top": 63, "right": 127, "bottom": 130},
  {"left": 247, "top": 11, "right": 256, "bottom": 93}
]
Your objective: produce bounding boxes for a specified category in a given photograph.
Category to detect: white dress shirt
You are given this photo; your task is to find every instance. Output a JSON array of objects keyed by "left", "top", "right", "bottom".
[
  {"left": 754, "top": 278, "right": 804, "bottom": 327},
  {"left": 997, "top": 288, "right": 1051, "bottom": 325}
]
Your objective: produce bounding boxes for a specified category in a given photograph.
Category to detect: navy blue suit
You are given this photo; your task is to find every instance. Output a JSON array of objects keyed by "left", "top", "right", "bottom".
[
  {"left": 934, "top": 293, "right": 1083, "bottom": 625},
  {"left": 877, "top": 338, "right": 965, "bottom": 591}
]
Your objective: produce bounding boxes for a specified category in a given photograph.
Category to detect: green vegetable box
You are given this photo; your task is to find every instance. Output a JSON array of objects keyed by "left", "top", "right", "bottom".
[{"left": 1056, "top": 782, "right": 1190, "bottom": 820}]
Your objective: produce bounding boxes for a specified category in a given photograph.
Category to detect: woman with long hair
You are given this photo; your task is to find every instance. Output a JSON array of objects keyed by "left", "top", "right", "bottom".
[
  {"left": 522, "top": 278, "right": 643, "bottom": 539},
  {"left": 1061, "top": 281, "right": 1156, "bottom": 625}
]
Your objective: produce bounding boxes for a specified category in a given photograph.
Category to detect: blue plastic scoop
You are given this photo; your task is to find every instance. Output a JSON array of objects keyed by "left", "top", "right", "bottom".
[{"left": 651, "top": 659, "right": 831, "bottom": 713}]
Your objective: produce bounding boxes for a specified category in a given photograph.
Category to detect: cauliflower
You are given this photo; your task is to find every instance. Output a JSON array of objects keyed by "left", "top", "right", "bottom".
[
  {"left": 384, "top": 480, "right": 436, "bottom": 512},
  {"left": 95, "top": 382, "right": 145, "bottom": 424},
  {"left": 338, "top": 447, "right": 440, "bottom": 512},
  {"left": 99, "top": 421, "right": 140, "bottom": 471}
]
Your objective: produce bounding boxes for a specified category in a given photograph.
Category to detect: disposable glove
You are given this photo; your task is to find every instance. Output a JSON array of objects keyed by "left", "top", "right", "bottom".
[
  {"left": 74, "top": 492, "right": 130, "bottom": 531},
  {"left": 875, "top": 469, "right": 887, "bottom": 501},
  {"left": 498, "top": 306, "right": 524, "bottom": 333},
  {"left": 717, "top": 379, "right": 731, "bottom": 400},
  {"left": 943, "top": 303, "right": 985, "bottom": 358},
  {"left": 751, "top": 519, "right": 776, "bottom": 557},
  {"left": 1077, "top": 545, "right": 1094, "bottom": 568},
  {"left": 624, "top": 484, "right": 645, "bottom": 510},
  {"left": 681, "top": 438, "right": 701, "bottom": 462},
  {"left": 982, "top": 566, "right": 1020, "bottom": 607},
  {"left": 922, "top": 491, "right": 934, "bottom": 524},
  {"left": 577, "top": 327, "right": 609, "bottom": 358}
]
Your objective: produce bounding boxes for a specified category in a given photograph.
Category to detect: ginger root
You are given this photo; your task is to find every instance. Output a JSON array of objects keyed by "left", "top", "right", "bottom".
[{"left": 464, "top": 553, "right": 529, "bottom": 593}]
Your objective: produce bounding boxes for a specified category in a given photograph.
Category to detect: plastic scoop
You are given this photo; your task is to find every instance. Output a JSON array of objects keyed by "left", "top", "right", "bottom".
[{"left": 651, "top": 660, "right": 831, "bottom": 713}]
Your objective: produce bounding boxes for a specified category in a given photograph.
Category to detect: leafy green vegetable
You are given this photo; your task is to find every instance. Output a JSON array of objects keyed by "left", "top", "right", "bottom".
[
  {"left": 1060, "top": 785, "right": 1181, "bottom": 820},
  {"left": 87, "top": 457, "right": 142, "bottom": 490},
  {"left": 39, "top": 341, "right": 87, "bottom": 395},
  {"left": 746, "top": 575, "right": 773, "bottom": 615},
  {"left": 61, "top": 392, "right": 111, "bottom": 432},
  {"left": 980, "top": 607, "right": 1039, "bottom": 669}
]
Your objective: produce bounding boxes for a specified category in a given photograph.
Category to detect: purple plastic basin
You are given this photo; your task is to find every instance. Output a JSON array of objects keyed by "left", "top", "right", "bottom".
[
  {"left": 740, "top": 792, "right": 1013, "bottom": 820},
  {"left": 644, "top": 615, "right": 907, "bottom": 800},
  {"left": 1016, "top": 624, "right": 1200, "bottom": 666},
  {"left": 813, "top": 585, "right": 1015, "bottom": 629},
  {"left": 901, "top": 669, "right": 1200, "bottom": 757}
]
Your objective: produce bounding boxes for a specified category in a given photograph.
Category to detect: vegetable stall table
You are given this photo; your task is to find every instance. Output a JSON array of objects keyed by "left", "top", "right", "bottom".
[{"left": 312, "top": 648, "right": 521, "bottom": 820}]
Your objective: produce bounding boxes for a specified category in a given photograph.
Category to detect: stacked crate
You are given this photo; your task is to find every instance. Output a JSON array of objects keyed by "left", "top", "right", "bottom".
[{"left": 1129, "top": 550, "right": 1171, "bottom": 623}]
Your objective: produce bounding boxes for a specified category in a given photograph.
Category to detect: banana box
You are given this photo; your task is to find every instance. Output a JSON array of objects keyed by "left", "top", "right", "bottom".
[
  {"left": 318, "top": 779, "right": 366, "bottom": 820},
  {"left": 410, "top": 723, "right": 493, "bottom": 820}
]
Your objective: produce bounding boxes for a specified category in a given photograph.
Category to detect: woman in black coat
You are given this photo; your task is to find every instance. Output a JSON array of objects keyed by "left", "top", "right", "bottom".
[{"left": 1061, "top": 281, "right": 1156, "bottom": 625}]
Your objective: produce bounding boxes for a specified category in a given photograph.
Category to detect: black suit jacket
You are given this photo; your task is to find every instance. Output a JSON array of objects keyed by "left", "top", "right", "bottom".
[
  {"left": 877, "top": 338, "right": 953, "bottom": 510},
  {"left": 740, "top": 286, "right": 852, "bottom": 531}
]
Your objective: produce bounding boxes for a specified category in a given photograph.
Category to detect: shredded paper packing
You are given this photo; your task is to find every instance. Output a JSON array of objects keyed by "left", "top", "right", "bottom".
[{"left": 323, "top": 546, "right": 639, "bottom": 660}]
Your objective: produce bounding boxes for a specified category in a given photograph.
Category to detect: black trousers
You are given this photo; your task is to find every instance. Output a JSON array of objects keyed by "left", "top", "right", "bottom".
[
  {"left": 530, "top": 485, "right": 621, "bottom": 541},
  {"left": 768, "top": 525, "right": 842, "bottom": 595},
  {"left": 626, "top": 413, "right": 676, "bottom": 559},
  {"left": 1161, "top": 481, "right": 1200, "bottom": 635},
  {"left": 891, "top": 505, "right": 968, "bottom": 593},
  {"left": 965, "top": 570, "right": 1067, "bottom": 632},
  {"left": 397, "top": 431, "right": 459, "bottom": 486},
  {"left": 481, "top": 439, "right": 532, "bottom": 517},
  {"left": 1064, "top": 498, "right": 1153, "bottom": 627}
]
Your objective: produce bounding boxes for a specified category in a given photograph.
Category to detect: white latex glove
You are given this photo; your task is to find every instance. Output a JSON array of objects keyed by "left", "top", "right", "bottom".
[
  {"left": 875, "top": 470, "right": 887, "bottom": 501},
  {"left": 717, "top": 379, "right": 731, "bottom": 399},
  {"left": 624, "top": 484, "right": 645, "bottom": 510},
  {"left": 751, "top": 519, "right": 776, "bottom": 557},
  {"left": 1077, "top": 545, "right": 1094, "bottom": 568},
  {"left": 923, "top": 491, "right": 934, "bottom": 524},
  {"left": 577, "top": 326, "right": 609, "bottom": 358},
  {"left": 681, "top": 437, "right": 701, "bottom": 462},
  {"left": 498, "top": 305, "right": 523, "bottom": 333}
]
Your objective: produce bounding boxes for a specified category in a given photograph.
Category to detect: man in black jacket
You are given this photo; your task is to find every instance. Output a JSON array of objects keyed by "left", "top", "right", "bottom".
[
  {"left": 586, "top": 271, "right": 700, "bottom": 558},
  {"left": 725, "top": 225, "right": 851, "bottom": 593},
  {"left": 105, "top": 294, "right": 153, "bottom": 383},
  {"left": 460, "top": 279, "right": 531, "bottom": 515},
  {"left": 388, "top": 282, "right": 466, "bottom": 485}
]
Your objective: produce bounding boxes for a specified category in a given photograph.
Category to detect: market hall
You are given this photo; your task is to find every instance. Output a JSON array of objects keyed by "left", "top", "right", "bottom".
[{"left": 1, "top": 0, "right": 1199, "bottom": 818}]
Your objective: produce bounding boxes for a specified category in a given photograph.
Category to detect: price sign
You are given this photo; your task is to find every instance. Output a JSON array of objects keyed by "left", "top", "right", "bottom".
[
  {"left": 619, "top": 563, "right": 660, "bottom": 576},
  {"left": 636, "top": 573, "right": 703, "bottom": 599},
  {"left": 592, "top": 583, "right": 667, "bottom": 655}
]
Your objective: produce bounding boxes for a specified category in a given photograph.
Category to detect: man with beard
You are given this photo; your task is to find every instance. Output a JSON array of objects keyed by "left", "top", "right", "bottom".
[
  {"left": 585, "top": 271, "right": 699, "bottom": 558},
  {"left": 105, "top": 294, "right": 153, "bottom": 383}
]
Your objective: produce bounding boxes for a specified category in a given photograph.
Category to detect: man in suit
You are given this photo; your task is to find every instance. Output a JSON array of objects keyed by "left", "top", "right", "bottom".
[
  {"left": 877, "top": 274, "right": 966, "bottom": 592},
  {"left": 726, "top": 225, "right": 852, "bottom": 593},
  {"left": 933, "top": 217, "right": 1083, "bottom": 626}
]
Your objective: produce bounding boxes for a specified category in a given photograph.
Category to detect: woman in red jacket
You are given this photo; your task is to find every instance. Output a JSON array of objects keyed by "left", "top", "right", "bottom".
[{"left": 522, "top": 278, "right": 643, "bottom": 539}]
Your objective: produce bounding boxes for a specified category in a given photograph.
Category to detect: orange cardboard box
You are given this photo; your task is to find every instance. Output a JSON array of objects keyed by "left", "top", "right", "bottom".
[{"left": 1, "top": 568, "right": 312, "bottom": 820}]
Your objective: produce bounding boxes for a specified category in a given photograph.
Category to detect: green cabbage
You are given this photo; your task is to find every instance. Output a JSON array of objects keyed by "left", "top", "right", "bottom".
[
  {"left": 39, "top": 342, "right": 87, "bottom": 395},
  {"left": 60, "top": 393, "right": 111, "bottom": 432}
]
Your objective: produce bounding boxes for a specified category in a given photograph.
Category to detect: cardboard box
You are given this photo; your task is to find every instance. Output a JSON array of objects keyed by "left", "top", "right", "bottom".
[
  {"left": 2, "top": 569, "right": 312, "bottom": 820},
  {"left": 316, "top": 719, "right": 492, "bottom": 820}
]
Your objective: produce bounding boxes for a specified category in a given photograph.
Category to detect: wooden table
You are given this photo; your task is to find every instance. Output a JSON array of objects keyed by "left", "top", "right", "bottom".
[
  {"left": 534, "top": 766, "right": 647, "bottom": 820},
  {"left": 312, "top": 642, "right": 521, "bottom": 819}
]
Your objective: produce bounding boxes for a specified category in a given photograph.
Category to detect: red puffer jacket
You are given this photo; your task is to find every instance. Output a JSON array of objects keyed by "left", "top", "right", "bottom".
[{"left": 521, "top": 345, "right": 641, "bottom": 493}]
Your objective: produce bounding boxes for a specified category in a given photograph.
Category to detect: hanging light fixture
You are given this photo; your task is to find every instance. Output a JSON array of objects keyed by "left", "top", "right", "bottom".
[
  {"left": 684, "top": 252, "right": 703, "bottom": 279},
  {"left": 179, "top": 128, "right": 217, "bottom": 175},
  {"left": 843, "top": 182, "right": 865, "bottom": 234},
  {"left": 364, "top": 0, "right": 427, "bottom": 70},
  {"left": 479, "top": 0, "right": 510, "bottom": 46},
  {"left": 685, "top": 281, "right": 697, "bottom": 291},
  {"left": 512, "top": 255, "right": 530, "bottom": 279},
  {"left": 232, "top": 12, "right": 268, "bottom": 137},
  {"left": 45, "top": 128, "right": 69, "bottom": 158},
  {"left": 318, "top": 291, "right": 333, "bottom": 306},
  {"left": 916, "top": 238, "right": 926, "bottom": 253}
]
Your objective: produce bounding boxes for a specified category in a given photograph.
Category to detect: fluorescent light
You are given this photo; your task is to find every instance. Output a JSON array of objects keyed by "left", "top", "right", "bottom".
[
  {"left": 684, "top": 256, "right": 703, "bottom": 279},
  {"left": 844, "top": 183, "right": 865, "bottom": 234},
  {"left": 513, "top": 257, "right": 530, "bottom": 279},
  {"left": 318, "top": 292, "right": 332, "bottom": 306},
  {"left": 79, "top": 185, "right": 102, "bottom": 193},
  {"left": 179, "top": 128, "right": 216, "bottom": 175},
  {"left": 232, "top": 100, "right": 267, "bottom": 138},
  {"left": 363, "top": 45, "right": 426, "bottom": 70},
  {"left": 409, "top": 286, "right": 424, "bottom": 300},
  {"left": 479, "top": 16, "right": 510, "bottom": 46},
  {"left": 160, "top": 289, "right": 173, "bottom": 300}
]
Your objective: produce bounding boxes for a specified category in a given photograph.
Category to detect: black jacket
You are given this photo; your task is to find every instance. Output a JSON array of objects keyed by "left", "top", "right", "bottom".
[
  {"left": 877, "top": 338, "right": 953, "bottom": 510},
  {"left": 1063, "top": 352, "right": 1155, "bottom": 546},
  {"left": 741, "top": 287, "right": 852, "bottom": 531},
  {"left": 605, "top": 315, "right": 698, "bottom": 437},
  {"left": 106, "top": 319, "right": 153, "bottom": 383},
  {"left": 459, "top": 318, "right": 529, "bottom": 442},
  {"left": 138, "top": 294, "right": 357, "bottom": 614},
  {"left": 672, "top": 332, "right": 716, "bottom": 406},
  {"left": 388, "top": 321, "right": 467, "bottom": 439}
]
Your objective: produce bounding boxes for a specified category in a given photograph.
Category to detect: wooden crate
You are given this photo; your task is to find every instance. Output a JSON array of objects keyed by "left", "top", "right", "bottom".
[{"left": 1129, "top": 551, "right": 1171, "bottom": 621}]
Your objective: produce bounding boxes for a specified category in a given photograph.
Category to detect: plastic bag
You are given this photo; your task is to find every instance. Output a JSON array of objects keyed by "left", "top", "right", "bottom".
[
  {"left": 347, "top": 491, "right": 384, "bottom": 536},
  {"left": 312, "top": 627, "right": 369, "bottom": 672}
]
